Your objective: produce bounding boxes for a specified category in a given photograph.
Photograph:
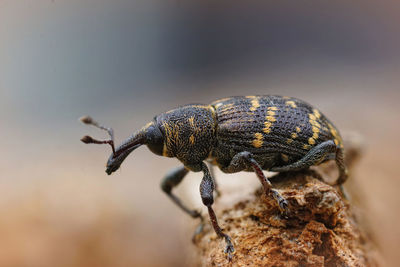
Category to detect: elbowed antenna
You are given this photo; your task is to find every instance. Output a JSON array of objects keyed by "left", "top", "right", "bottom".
[
  {"left": 79, "top": 116, "right": 116, "bottom": 155},
  {"left": 80, "top": 115, "right": 148, "bottom": 159}
]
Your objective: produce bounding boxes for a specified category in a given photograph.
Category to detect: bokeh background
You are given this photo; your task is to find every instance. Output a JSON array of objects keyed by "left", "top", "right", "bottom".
[{"left": 1, "top": 0, "right": 400, "bottom": 266}]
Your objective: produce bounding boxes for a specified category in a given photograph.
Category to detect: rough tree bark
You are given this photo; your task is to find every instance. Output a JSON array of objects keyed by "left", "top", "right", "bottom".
[{"left": 191, "top": 136, "right": 381, "bottom": 267}]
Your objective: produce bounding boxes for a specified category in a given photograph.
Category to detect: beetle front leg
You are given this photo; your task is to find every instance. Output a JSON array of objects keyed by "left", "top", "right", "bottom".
[
  {"left": 161, "top": 165, "right": 204, "bottom": 220},
  {"left": 200, "top": 162, "right": 235, "bottom": 260}
]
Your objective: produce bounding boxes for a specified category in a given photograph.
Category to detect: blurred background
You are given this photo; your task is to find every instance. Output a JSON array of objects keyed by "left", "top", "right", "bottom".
[{"left": 1, "top": 0, "right": 399, "bottom": 266}]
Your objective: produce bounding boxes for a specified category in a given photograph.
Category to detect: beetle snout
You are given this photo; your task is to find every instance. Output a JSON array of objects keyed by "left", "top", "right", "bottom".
[
  {"left": 105, "top": 154, "right": 120, "bottom": 175},
  {"left": 105, "top": 145, "right": 138, "bottom": 175}
]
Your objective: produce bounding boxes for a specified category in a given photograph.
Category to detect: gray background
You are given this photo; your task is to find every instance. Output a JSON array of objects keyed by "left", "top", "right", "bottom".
[{"left": 1, "top": 0, "right": 399, "bottom": 266}]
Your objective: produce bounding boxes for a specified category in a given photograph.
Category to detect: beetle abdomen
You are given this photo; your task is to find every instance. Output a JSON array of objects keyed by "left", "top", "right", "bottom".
[{"left": 211, "top": 96, "right": 342, "bottom": 164}]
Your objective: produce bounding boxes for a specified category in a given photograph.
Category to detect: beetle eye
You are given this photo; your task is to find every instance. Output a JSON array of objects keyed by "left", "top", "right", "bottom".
[{"left": 145, "top": 124, "right": 164, "bottom": 156}]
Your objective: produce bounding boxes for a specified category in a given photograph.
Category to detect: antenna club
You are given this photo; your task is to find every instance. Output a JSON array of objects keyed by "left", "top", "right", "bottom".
[
  {"left": 79, "top": 116, "right": 93, "bottom": 124},
  {"left": 80, "top": 135, "right": 95, "bottom": 144}
]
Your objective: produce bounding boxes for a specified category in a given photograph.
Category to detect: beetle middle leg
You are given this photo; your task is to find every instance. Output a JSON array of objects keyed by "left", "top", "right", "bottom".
[
  {"left": 199, "top": 162, "right": 235, "bottom": 260},
  {"left": 220, "top": 151, "right": 289, "bottom": 215}
]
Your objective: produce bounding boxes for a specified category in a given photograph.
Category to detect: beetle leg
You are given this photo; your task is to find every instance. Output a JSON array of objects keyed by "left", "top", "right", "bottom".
[
  {"left": 270, "top": 140, "right": 348, "bottom": 185},
  {"left": 333, "top": 146, "right": 349, "bottom": 197},
  {"left": 161, "top": 165, "right": 204, "bottom": 220},
  {"left": 270, "top": 140, "right": 337, "bottom": 172},
  {"left": 208, "top": 163, "right": 221, "bottom": 198},
  {"left": 334, "top": 146, "right": 348, "bottom": 185},
  {"left": 221, "top": 151, "right": 289, "bottom": 215},
  {"left": 200, "top": 162, "right": 234, "bottom": 260}
]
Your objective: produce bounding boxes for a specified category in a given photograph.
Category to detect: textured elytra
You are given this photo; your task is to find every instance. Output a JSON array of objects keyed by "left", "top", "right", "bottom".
[
  {"left": 209, "top": 96, "right": 343, "bottom": 170},
  {"left": 152, "top": 95, "right": 344, "bottom": 173}
]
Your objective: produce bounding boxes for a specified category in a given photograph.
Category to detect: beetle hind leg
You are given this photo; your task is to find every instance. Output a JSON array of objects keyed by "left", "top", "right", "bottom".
[
  {"left": 333, "top": 146, "right": 349, "bottom": 197},
  {"left": 270, "top": 140, "right": 349, "bottom": 194},
  {"left": 270, "top": 140, "right": 337, "bottom": 173},
  {"left": 334, "top": 146, "right": 348, "bottom": 185}
]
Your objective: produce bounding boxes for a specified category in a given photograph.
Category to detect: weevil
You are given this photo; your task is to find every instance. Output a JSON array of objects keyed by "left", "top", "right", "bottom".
[{"left": 80, "top": 95, "right": 348, "bottom": 260}]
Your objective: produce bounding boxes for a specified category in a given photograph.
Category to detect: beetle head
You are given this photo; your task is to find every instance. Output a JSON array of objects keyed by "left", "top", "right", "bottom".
[{"left": 104, "top": 121, "right": 164, "bottom": 175}]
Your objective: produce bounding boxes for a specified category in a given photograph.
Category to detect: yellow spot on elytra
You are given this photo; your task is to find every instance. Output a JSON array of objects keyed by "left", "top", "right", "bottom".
[
  {"left": 327, "top": 123, "right": 343, "bottom": 147},
  {"left": 263, "top": 128, "right": 271, "bottom": 134},
  {"left": 252, "top": 132, "right": 263, "bottom": 148},
  {"left": 214, "top": 102, "right": 223, "bottom": 108},
  {"left": 281, "top": 154, "right": 289, "bottom": 162},
  {"left": 263, "top": 121, "right": 272, "bottom": 134},
  {"left": 313, "top": 109, "right": 321, "bottom": 119},
  {"left": 303, "top": 144, "right": 311, "bottom": 150},
  {"left": 189, "top": 134, "right": 195, "bottom": 144},
  {"left": 263, "top": 108, "right": 277, "bottom": 133},
  {"left": 246, "top": 95, "right": 257, "bottom": 99},
  {"left": 334, "top": 139, "right": 339, "bottom": 145},
  {"left": 308, "top": 137, "right": 316, "bottom": 145},
  {"left": 249, "top": 98, "right": 260, "bottom": 111},
  {"left": 254, "top": 132, "right": 263, "bottom": 139},
  {"left": 264, "top": 121, "right": 272, "bottom": 128},
  {"left": 312, "top": 124, "right": 320, "bottom": 139},
  {"left": 285, "top": 100, "right": 297, "bottom": 108},
  {"left": 188, "top": 116, "right": 195, "bottom": 127},
  {"left": 291, "top": 132, "right": 298, "bottom": 139},
  {"left": 309, "top": 114, "right": 316, "bottom": 121},
  {"left": 296, "top": 126, "right": 301, "bottom": 133},
  {"left": 308, "top": 111, "right": 322, "bottom": 145},
  {"left": 266, "top": 116, "right": 276, "bottom": 122},
  {"left": 287, "top": 138, "right": 293, "bottom": 144},
  {"left": 310, "top": 120, "right": 321, "bottom": 128}
]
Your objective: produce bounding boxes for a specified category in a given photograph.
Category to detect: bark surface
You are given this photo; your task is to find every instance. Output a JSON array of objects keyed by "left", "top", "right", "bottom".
[{"left": 193, "top": 138, "right": 380, "bottom": 266}]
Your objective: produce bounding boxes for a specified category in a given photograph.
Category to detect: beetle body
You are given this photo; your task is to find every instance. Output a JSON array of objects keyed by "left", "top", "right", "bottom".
[
  {"left": 149, "top": 95, "right": 343, "bottom": 174},
  {"left": 81, "top": 95, "right": 347, "bottom": 260}
]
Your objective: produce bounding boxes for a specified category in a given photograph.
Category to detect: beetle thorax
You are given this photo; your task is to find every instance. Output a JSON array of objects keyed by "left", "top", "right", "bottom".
[{"left": 156, "top": 104, "right": 217, "bottom": 165}]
